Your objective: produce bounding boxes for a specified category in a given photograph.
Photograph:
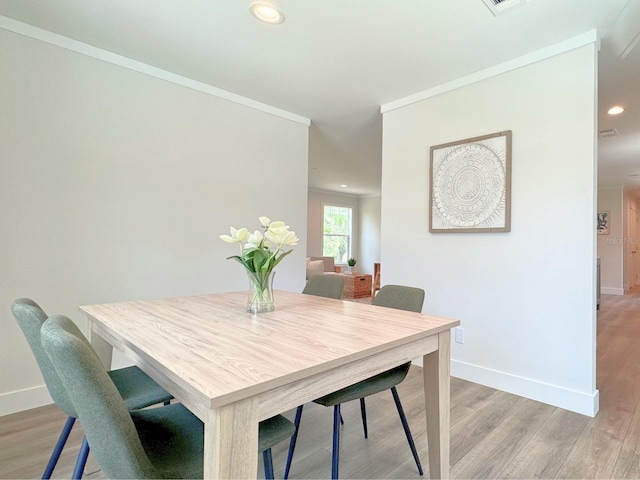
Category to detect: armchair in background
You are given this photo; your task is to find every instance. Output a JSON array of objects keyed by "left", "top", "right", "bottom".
[{"left": 306, "top": 256, "right": 339, "bottom": 279}]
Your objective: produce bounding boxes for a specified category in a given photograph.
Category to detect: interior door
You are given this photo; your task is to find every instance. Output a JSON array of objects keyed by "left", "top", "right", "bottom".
[
  {"left": 628, "top": 209, "right": 640, "bottom": 287},
  {"left": 630, "top": 206, "right": 639, "bottom": 288}
]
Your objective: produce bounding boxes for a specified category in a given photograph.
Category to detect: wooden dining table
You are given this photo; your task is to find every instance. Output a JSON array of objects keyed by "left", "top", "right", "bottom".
[{"left": 80, "top": 290, "right": 459, "bottom": 479}]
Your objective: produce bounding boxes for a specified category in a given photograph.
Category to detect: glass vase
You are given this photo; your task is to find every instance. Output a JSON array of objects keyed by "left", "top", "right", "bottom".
[{"left": 246, "top": 270, "right": 275, "bottom": 314}]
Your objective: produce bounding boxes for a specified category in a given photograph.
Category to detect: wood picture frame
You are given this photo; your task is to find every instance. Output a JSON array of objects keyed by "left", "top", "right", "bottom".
[{"left": 429, "top": 130, "right": 512, "bottom": 233}]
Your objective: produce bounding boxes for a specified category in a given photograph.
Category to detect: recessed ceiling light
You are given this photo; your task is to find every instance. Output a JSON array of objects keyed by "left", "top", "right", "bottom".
[
  {"left": 340, "top": 184, "right": 348, "bottom": 188},
  {"left": 249, "top": 2, "right": 284, "bottom": 24},
  {"left": 608, "top": 105, "right": 625, "bottom": 115}
]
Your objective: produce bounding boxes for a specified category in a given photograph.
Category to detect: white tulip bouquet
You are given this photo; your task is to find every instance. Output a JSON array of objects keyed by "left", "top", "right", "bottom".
[{"left": 220, "top": 216, "right": 298, "bottom": 312}]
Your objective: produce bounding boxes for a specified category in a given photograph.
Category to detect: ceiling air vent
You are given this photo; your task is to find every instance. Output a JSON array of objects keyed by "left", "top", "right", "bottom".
[
  {"left": 482, "top": 0, "right": 527, "bottom": 16},
  {"left": 599, "top": 129, "right": 619, "bottom": 138}
]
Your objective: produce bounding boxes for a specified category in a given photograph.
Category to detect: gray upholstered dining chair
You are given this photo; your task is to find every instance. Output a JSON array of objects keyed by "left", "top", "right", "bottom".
[
  {"left": 40, "top": 314, "right": 296, "bottom": 480},
  {"left": 11, "top": 298, "right": 174, "bottom": 479},
  {"left": 302, "top": 274, "right": 344, "bottom": 299},
  {"left": 285, "top": 284, "right": 425, "bottom": 479}
]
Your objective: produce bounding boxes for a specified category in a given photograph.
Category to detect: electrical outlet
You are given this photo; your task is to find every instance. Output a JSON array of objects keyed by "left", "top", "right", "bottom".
[{"left": 454, "top": 327, "right": 464, "bottom": 344}]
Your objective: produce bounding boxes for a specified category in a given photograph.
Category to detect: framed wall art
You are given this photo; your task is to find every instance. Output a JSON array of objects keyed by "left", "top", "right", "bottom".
[
  {"left": 597, "top": 211, "right": 609, "bottom": 235},
  {"left": 430, "top": 130, "right": 512, "bottom": 233}
]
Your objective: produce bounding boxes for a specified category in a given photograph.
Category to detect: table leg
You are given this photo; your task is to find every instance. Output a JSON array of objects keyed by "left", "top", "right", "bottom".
[
  {"left": 423, "top": 330, "right": 451, "bottom": 479},
  {"left": 203, "top": 397, "right": 259, "bottom": 479},
  {"left": 86, "top": 318, "right": 113, "bottom": 369}
]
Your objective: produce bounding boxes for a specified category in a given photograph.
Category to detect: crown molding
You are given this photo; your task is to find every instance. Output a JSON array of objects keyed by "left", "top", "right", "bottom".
[
  {"left": 0, "top": 15, "right": 311, "bottom": 126},
  {"left": 381, "top": 29, "right": 600, "bottom": 114}
]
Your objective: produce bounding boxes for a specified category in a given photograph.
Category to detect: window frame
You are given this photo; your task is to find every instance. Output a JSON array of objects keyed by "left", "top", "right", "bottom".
[{"left": 321, "top": 203, "right": 353, "bottom": 265}]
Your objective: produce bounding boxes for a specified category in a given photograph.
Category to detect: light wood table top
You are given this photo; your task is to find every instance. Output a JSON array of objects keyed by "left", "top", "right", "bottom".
[{"left": 80, "top": 290, "right": 459, "bottom": 479}]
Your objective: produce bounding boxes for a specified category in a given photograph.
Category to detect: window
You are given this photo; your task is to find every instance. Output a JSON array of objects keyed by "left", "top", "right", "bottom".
[{"left": 323, "top": 205, "right": 352, "bottom": 264}]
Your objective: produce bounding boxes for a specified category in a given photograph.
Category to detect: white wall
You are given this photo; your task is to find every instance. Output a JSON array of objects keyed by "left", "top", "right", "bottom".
[
  {"left": 307, "top": 190, "right": 360, "bottom": 265},
  {"left": 381, "top": 43, "right": 598, "bottom": 415},
  {"left": 0, "top": 29, "right": 309, "bottom": 415},
  {"left": 358, "top": 196, "right": 381, "bottom": 276},
  {"left": 597, "top": 187, "right": 624, "bottom": 294}
]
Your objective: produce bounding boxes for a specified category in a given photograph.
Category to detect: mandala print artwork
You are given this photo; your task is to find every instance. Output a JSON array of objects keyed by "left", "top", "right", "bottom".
[{"left": 430, "top": 131, "right": 511, "bottom": 233}]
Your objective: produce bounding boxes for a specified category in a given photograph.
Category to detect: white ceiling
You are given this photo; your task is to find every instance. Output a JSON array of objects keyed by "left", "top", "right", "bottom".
[{"left": 1, "top": 0, "right": 638, "bottom": 196}]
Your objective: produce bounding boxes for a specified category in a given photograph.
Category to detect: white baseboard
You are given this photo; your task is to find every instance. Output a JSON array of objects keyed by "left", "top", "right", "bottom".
[
  {"left": 450, "top": 360, "right": 599, "bottom": 417},
  {"left": 601, "top": 287, "right": 624, "bottom": 295},
  {"left": 411, "top": 358, "right": 599, "bottom": 416},
  {"left": 0, "top": 385, "right": 53, "bottom": 417}
]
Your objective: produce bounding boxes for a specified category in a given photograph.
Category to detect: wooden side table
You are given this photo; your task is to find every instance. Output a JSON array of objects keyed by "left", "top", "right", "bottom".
[{"left": 342, "top": 273, "right": 373, "bottom": 299}]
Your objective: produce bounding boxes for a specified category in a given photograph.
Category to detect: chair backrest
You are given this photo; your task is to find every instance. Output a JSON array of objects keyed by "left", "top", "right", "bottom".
[
  {"left": 302, "top": 275, "right": 344, "bottom": 299},
  {"left": 372, "top": 285, "right": 425, "bottom": 313},
  {"left": 11, "top": 298, "right": 77, "bottom": 417},
  {"left": 41, "top": 315, "right": 157, "bottom": 479}
]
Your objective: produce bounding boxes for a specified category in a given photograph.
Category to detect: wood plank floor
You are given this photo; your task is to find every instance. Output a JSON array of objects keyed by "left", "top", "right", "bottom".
[{"left": 2, "top": 291, "right": 640, "bottom": 479}]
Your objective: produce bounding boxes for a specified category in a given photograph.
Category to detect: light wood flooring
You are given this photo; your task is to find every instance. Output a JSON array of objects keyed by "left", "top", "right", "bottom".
[{"left": 2, "top": 291, "right": 640, "bottom": 479}]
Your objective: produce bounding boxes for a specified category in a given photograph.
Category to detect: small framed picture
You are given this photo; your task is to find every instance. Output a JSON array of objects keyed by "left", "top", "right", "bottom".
[{"left": 597, "top": 211, "right": 609, "bottom": 235}]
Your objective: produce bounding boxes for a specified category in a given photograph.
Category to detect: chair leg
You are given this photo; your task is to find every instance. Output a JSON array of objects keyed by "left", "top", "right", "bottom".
[
  {"left": 263, "top": 448, "right": 275, "bottom": 480},
  {"left": 390, "top": 387, "right": 423, "bottom": 476},
  {"left": 284, "top": 405, "right": 304, "bottom": 480},
  {"left": 331, "top": 404, "right": 341, "bottom": 480},
  {"left": 359, "top": 397, "right": 368, "bottom": 438},
  {"left": 42, "top": 416, "right": 76, "bottom": 479},
  {"left": 71, "top": 436, "right": 90, "bottom": 480}
]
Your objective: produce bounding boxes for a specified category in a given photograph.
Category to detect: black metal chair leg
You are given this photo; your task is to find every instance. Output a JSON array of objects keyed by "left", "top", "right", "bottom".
[
  {"left": 42, "top": 416, "right": 76, "bottom": 479},
  {"left": 71, "top": 436, "right": 90, "bottom": 480},
  {"left": 284, "top": 405, "right": 304, "bottom": 479},
  {"left": 359, "top": 397, "right": 368, "bottom": 438},
  {"left": 331, "top": 404, "right": 341, "bottom": 479},
  {"left": 263, "top": 448, "right": 275, "bottom": 480},
  {"left": 391, "top": 387, "right": 423, "bottom": 475}
]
